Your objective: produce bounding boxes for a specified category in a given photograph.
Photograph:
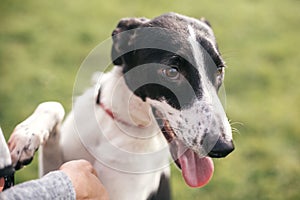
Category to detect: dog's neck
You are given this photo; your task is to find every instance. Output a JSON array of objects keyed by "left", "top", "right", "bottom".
[{"left": 96, "top": 66, "right": 153, "bottom": 128}]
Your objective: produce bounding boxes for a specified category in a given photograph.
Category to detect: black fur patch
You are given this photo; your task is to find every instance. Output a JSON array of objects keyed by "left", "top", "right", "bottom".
[
  {"left": 111, "top": 13, "right": 225, "bottom": 110},
  {"left": 146, "top": 173, "right": 171, "bottom": 200},
  {"left": 123, "top": 50, "right": 201, "bottom": 109}
]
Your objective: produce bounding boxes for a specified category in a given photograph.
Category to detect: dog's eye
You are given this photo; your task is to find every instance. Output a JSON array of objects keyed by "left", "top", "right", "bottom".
[
  {"left": 217, "top": 67, "right": 224, "bottom": 75},
  {"left": 163, "top": 67, "right": 180, "bottom": 79}
]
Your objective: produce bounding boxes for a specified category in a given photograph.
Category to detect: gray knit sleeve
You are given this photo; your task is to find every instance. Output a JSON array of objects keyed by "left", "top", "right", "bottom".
[{"left": 0, "top": 171, "right": 76, "bottom": 200}]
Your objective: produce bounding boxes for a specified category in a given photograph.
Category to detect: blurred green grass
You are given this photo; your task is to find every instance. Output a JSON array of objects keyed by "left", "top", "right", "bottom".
[{"left": 0, "top": 0, "right": 299, "bottom": 199}]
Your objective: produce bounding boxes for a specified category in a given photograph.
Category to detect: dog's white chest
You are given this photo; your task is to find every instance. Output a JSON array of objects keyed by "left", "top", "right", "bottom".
[{"left": 60, "top": 83, "right": 170, "bottom": 200}]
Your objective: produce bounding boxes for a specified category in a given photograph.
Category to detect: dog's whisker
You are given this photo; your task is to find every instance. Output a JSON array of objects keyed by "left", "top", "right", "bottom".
[
  {"left": 231, "top": 127, "right": 241, "bottom": 135},
  {"left": 228, "top": 119, "right": 243, "bottom": 135},
  {"left": 230, "top": 121, "right": 244, "bottom": 126}
]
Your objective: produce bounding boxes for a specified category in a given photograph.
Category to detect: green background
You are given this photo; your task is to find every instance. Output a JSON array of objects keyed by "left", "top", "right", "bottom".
[{"left": 0, "top": 0, "right": 299, "bottom": 199}]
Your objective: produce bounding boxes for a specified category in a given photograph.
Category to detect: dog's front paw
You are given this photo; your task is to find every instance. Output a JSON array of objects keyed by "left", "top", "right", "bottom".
[{"left": 8, "top": 125, "right": 48, "bottom": 170}]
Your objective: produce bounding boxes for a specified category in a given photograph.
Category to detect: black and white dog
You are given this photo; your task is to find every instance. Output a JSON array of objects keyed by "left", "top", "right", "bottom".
[{"left": 8, "top": 13, "right": 234, "bottom": 200}]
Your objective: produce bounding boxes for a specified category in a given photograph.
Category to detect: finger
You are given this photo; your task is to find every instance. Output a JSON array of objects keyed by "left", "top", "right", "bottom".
[
  {"left": 90, "top": 166, "right": 99, "bottom": 177},
  {"left": 77, "top": 160, "right": 98, "bottom": 177},
  {"left": 0, "top": 177, "right": 4, "bottom": 192}
]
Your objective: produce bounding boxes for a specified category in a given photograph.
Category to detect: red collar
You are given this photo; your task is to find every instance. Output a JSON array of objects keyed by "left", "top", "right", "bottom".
[
  {"left": 96, "top": 88, "right": 144, "bottom": 128},
  {"left": 96, "top": 88, "right": 115, "bottom": 120},
  {"left": 99, "top": 102, "right": 114, "bottom": 119},
  {"left": 98, "top": 102, "right": 141, "bottom": 127}
]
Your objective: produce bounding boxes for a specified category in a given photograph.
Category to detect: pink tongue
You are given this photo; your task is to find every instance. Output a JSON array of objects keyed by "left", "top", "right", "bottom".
[{"left": 179, "top": 149, "right": 214, "bottom": 188}]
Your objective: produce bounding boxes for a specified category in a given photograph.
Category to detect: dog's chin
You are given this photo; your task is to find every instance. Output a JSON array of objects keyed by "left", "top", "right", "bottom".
[{"left": 153, "top": 108, "right": 214, "bottom": 188}]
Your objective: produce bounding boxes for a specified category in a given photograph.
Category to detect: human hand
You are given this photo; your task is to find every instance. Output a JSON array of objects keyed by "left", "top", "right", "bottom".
[{"left": 59, "top": 160, "right": 109, "bottom": 200}]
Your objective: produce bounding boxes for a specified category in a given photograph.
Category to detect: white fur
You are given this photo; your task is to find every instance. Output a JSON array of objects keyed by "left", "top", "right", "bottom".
[
  {"left": 0, "top": 127, "right": 12, "bottom": 168},
  {"left": 9, "top": 67, "right": 170, "bottom": 200},
  {"left": 62, "top": 68, "right": 170, "bottom": 200}
]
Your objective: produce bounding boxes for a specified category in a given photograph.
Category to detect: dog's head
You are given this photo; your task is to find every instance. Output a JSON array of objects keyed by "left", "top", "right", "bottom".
[{"left": 111, "top": 12, "right": 234, "bottom": 187}]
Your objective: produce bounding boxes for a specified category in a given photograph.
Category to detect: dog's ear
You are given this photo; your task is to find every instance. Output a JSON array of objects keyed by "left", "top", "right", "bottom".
[
  {"left": 200, "top": 17, "right": 212, "bottom": 28},
  {"left": 111, "top": 17, "right": 149, "bottom": 66}
]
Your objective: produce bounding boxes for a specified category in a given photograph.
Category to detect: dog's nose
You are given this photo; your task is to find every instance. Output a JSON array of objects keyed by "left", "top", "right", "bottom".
[{"left": 208, "top": 138, "right": 234, "bottom": 158}]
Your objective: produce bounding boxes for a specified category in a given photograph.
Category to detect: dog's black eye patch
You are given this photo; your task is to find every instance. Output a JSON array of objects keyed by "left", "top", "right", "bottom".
[
  {"left": 198, "top": 37, "right": 225, "bottom": 69},
  {"left": 122, "top": 49, "right": 203, "bottom": 110}
]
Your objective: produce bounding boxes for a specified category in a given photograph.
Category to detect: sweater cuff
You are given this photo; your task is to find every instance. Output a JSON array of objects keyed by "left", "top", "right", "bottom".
[{"left": 42, "top": 170, "right": 76, "bottom": 199}]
